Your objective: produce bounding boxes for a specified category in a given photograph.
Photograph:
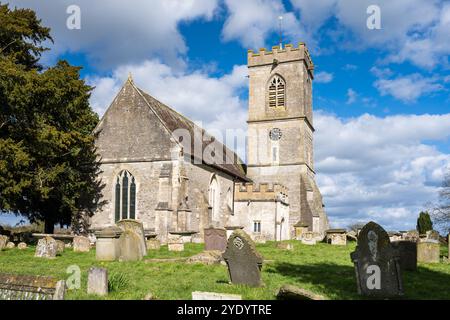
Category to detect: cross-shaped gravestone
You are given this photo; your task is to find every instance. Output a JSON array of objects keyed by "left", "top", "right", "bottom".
[
  {"left": 350, "top": 221, "right": 403, "bottom": 297},
  {"left": 222, "top": 229, "right": 263, "bottom": 287}
]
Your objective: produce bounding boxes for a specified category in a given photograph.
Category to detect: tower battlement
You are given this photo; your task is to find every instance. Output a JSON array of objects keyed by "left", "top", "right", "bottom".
[
  {"left": 234, "top": 182, "right": 288, "bottom": 202},
  {"left": 247, "top": 43, "right": 314, "bottom": 76}
]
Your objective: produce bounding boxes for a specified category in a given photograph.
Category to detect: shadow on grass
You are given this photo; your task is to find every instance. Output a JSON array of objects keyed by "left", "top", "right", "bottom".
[{"left": 267, "top": 262, "right": 450, "bottom": 300}]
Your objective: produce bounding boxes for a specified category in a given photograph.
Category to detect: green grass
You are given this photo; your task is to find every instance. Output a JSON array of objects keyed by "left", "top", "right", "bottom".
[{"left": 0, "top": 241, "right": 449, "bottom": 300}]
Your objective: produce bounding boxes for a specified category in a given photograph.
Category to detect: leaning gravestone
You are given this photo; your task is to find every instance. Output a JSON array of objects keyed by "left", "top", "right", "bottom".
[
  {"left": 350, "top": 221, "right": 403, "bottom": 297},
  {"left": 35, "top": 236, "right": 58, "bottom": 258},
  {"left": 73, "top": 236, "right": 90, "bottom": 252},
  {"left": 117, "top": 219, "right": 147, "bottom": 254},
  {"left": 204, "top": 227, "right": 227, "bottom": 252},
  {"left": 391, "top": 241, "right": 417, "bottom": 271},
  {"left": 222, "top": 229, "right": 263, "bottom": 287}
]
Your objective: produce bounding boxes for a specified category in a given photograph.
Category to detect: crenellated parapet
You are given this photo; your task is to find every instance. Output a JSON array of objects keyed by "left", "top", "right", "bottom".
[
  {"left": 247, "top": 43, "right": 314, "bottom": 77},
  {"left": 234, "top": 182, "right": 288, "bottom": 203}
]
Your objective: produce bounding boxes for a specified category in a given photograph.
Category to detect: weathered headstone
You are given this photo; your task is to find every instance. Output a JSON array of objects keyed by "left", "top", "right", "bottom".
[
  {"left": 56, "top": 240, "right": 65, "bottom": 254},
  {"left": 204, "top": 227, "right": 227, "bottom": 252},
  {"left": 326, "top": 229, "right": 347, "bottom": 245},
  {"left": 6, "top": 242, "right": 15, "bottom": 249},
  {"left": 117, "top": 219, "right": 147, "bottom": 254},
  {"left": 425, "top": 230, "right": 440, "bottom": 243},
  {"left": 35, "top": 236, "right": 58, "bottom": 258},
  {"left": 350, "top": 221, "right": 403, "bottom": 297},
  {"left": 73, "top": 236, "right": 90, "bottom": 253},
  {"left": 95, "top": 226, "right": 122, "bottom": 261},
  {"left": 168, "top": 236, "right": 184, "bottom": 252},
  {"left": 301, "top": 231, "right": 317, "bottom": 245},
  {"left": 0, "top": 235, "right": 8, "bottom": 250},
  {"left": 17, "top": 242, "right": 27, "bottom": 250},
  {"left": 65, "top": 242, "right": 72, "bottom": 249},
  {"left": 118, "top": 230, "right": 143, "bottom": 261},
  {"left": 276, "top": 284, "right": 327, "bottom": 300},
  {"left": 222, "top": 229, "right": 263, "bottom": 287},
  {"left": 186, "top": 250, "right": 223, "bottom": 265},
  {"left": 391, "top": 240, "right": 417, "bottom": 271},
  {"left": 87, "top": 267, "right": 108, "bottom": 296},
  {"left": 146, "top": 238, "right": 161, "bottom": 250},
  {"left": 276, "top": 242, "right": 294, "bottom": 251},
  {"left": 417, "top": 241, "right": 440, "bottom": 263},
  {"left": 0, "top": 274, "right": 66, "bottom": 300}
]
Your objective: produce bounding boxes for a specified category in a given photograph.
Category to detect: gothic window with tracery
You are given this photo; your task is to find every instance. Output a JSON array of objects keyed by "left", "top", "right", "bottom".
[
  {"left": 114, "top": 170, "right": 136, "bottom": 222},
  {"left": 268, "top": 75, "right": 285, "bottom": 108}
]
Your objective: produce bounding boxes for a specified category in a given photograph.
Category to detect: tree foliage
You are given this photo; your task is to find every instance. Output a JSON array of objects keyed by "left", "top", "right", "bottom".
[
  {"left": 0, "top": 3, "right": 104, "bottom": 233},
  {"left": 416, "top": 211, "right": 433, "bottom": 235}
]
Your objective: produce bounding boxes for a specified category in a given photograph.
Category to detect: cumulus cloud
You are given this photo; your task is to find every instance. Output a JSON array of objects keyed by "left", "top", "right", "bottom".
[
  {"left": 374, "top": 74, "right": 444, "bottom": 102},
  {"left": 8, "top": 0, "right": 219, "bottom": 69},
  {"left": 315, "top": 111, "right": 450, "bottom": 230},
  {"left": 314, "top": 71, "right": 334, "bottom": 83}
]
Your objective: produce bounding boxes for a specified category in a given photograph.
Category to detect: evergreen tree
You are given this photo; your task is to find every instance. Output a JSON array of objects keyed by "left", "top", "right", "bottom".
[
  {"left": 416, "top": 211, "right": 433, "bottom": 235},
  {"left": 0, "top": 3, "right": 104, "bottom": 233}
]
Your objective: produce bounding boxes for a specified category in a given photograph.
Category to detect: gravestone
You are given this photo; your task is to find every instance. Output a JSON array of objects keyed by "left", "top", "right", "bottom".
[
  {"left": 301, "top": 231, "right": 317, "bottom": 245},
  {"left": 350, "top": 221, "right": 403, "bottom": 297},
  {"left": 187, "top": 250, "right": 223, "bottom": 265},
  {"left": 56, "top": 240, "right": 65, "bottom": 254},
  {"left": 222, "top": 229, "right": 263, "bottom": 287},
  {"left": 204, "top": 227, "right": 227, "bottom": 252},
  {"left": 168, "top": 236, "right": 184, "bottom": 252},
  {"left": 147, "top": 238, "right": 161, "bottom": 250},
  {"left": 95, "top": 226, "right": 122, "bottom": 261},
  {"left": 0, "top": 235, "right": 8, "bottom": 250},
  {"left": 87, "top": 267, "right": 108, "bottom": 296},
  {"left": 417, "top": 241, "right": 440, "bottom": 263},
  {"left": 425, "top": 230, "right": 440, "bottom": 243},
  {"left": 73, "top": 236, "right": 90, "bottom": 252},
  {"left": 391, "top": 241, "right": 417, "bottom": 271},
  {"left": 0, "top": 274, "right": 66, "bottom": 300},
  {"left": 118, "top": 230, "right": 143, "bottom": 261},
  {"left": 17, "top": 242, "right": 27, "bottom": 250},
  {"left": 6, "top": 242, "right": 15, "bottom": 249},
  {"left": 35, "top": 236, "right": 58, "bottom": 259},
  {"left": 117, "top": 219, "right": 147, "bottom": 254},
  {"left": 276, "top": 242, "right": 294, "bottom": 251},
  {"left": 326, "top": 229, "right": 347, "bottom": 245}
]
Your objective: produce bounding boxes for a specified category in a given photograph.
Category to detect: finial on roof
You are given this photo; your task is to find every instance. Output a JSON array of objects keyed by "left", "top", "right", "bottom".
[{"left": 127, "top": 72, "right": 133, "bottom": 84}]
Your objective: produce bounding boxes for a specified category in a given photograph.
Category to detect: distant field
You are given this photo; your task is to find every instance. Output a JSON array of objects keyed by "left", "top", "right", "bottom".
[{"left": 0, "top": 241, "right": 449, "bottom": 300}]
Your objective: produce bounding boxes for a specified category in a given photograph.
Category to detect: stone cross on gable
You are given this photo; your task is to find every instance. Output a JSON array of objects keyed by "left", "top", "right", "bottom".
[{"left": 350, "top": 221, "right": 404, "bottom": 297}]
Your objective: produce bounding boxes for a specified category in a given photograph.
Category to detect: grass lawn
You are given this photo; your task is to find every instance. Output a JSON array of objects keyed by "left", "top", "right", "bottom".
[{"left": 0, "top": 241, "right": 449, "bottom": 300}]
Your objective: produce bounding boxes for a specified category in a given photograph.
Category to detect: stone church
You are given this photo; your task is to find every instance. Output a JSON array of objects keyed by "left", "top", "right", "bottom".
[{"left": 90, "top": 43, "right": 329, "bottom": 243}]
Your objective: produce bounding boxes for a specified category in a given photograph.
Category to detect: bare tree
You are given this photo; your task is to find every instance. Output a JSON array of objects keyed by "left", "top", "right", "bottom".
[{"left": 431, "top": 172, "right": 450, "bottom": 233}]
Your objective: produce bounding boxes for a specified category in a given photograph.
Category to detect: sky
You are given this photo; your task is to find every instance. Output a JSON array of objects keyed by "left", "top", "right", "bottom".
[{"left": 2, "top": 0, "right": 450, "bottom": 232}]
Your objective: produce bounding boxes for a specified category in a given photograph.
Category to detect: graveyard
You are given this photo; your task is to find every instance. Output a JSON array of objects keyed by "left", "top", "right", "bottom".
[{"left": 0, "top": 237, "right": 449, "bottom": 300}]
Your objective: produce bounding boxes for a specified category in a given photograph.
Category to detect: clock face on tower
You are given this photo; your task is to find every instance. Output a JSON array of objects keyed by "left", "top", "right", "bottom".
[{"left": 269, "top": 128, "right": 282, "bottom": 141}]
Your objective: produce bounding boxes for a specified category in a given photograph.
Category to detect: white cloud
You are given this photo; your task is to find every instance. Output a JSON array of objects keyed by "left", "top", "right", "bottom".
[
  {"left": 374, "top": 74, "right": 444, "bottom": 102},
  {"left": 315, "top": 111, "right": 450, "bottom": 230},
  {"left": 314, "top": 71, "right": 334, "bottom": 83},
  {"left": 8, "top": 0, "right": 219, "bottom": 69},
  {"left": 346, "top": 88, "right": 357, "bottom": 104}
]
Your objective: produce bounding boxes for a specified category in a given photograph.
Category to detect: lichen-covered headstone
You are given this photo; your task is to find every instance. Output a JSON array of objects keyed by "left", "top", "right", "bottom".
[
  {"left": 17, "top": 242, "right": 27, "bottom": 250},
  {"left": 222, "top": 229, "right": 263, "bottom": 287},
  {"left": 391, "top": 240, "right": 417, "bottom": 271},
  {"left": 147, "top": 238, "right": 161, "bottom": 250},
  {"left": 204, "top": 228, "right": 227, "bottom": 252},
  {"left": 6, "top": 242, "right": 15, "bottom": 249},
  {"left": 116, "top": 219, "right": 147, "bottom": 254},
  {"left": 417, "top": 241, "right": 440, "bottom": 263},
  {"left": 35, "top": 236, "right": 58, "bottom": 258},
  {"left": 118, "top": 230, "right": 143, "bottom": 261},
  {"left": 168, "top": 236, "right": 184, "bottom": 252},
  {"left": 73, "top": 236, "right": 90, "bottom": 252},
  {"left": 56, "top": 240, "right": 65, "bottom": 254},
  {"left": 350, "top": 221, "right": 403, "bottom": 297}
]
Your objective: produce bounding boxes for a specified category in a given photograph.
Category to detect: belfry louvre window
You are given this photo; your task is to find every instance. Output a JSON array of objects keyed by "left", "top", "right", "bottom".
[
  {"left": 115, "top": 170, "right": 136, "bottom": 222},
  {"left": 268, "top": 75, "right": 285, "bottom": 108}
]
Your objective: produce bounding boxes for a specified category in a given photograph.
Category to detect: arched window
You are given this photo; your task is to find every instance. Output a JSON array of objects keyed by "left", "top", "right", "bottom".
[
  {"left": 226, "top": 187, "right": 233, "bottom": 211},
  {"left": 209, "top": 176, "right": 220, "bottom": 221},
  {"left": 268, "top": 75, "right": 285, "bottom": 108},
  {"left": 114, "top": 170, "right": 136, "bottom": 222}
]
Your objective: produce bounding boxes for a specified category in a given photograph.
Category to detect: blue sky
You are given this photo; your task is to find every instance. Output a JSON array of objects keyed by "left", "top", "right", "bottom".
[{"left": 2, "top": 0, "right": 450, "bottom": 232}]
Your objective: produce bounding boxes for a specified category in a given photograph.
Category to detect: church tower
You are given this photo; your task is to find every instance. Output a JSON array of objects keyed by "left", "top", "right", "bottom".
[{"left": 246, "top": 43, "right": 329, "bottom": 236}]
